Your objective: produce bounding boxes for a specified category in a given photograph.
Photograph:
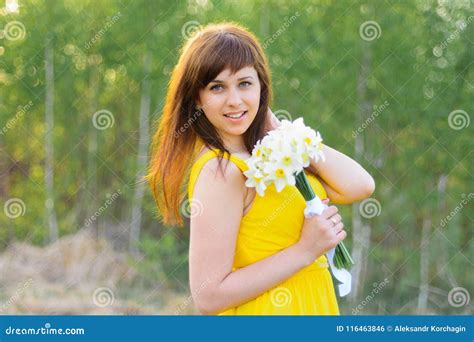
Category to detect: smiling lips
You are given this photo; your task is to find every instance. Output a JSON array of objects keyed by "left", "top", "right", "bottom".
[{"left": 224, "top": 110, "right": 247, "bottom": 120}]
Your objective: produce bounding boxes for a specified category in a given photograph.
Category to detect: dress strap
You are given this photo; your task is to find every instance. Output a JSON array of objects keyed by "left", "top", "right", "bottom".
[{"left": 188, "top": 149, "right": 249, "bottom": 199}]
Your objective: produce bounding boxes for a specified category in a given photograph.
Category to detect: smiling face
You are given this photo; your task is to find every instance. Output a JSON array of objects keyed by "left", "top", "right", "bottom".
[{"left": 197, "top": 66, "right": 261, "bottom": 146}]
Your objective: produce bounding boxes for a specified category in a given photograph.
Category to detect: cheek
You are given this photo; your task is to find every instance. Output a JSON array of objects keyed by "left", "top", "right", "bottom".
[
  {"left": 200, "top": 93, "right": 216, "bottom": 110},
  {"left": 247, "top": 88, "right": 261, "bottom": 110},
  {"left": 202, "top": 95, "right": 225, "bottom": 121}
]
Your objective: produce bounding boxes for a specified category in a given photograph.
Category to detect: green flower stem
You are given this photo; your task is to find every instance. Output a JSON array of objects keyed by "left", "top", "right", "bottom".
[{"left": 295, "top": 170, "right": 354, "bottom": 270}]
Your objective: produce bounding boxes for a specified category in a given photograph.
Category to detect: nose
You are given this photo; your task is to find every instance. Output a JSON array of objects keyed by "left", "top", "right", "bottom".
[{"left": 226, "top": 85, "right": 243, "bottom": 108}]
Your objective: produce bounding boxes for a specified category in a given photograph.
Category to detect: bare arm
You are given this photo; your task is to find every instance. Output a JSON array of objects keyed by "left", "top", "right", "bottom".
[
  {"left": 308, "top": 144, "right": 375, "bottom": 204},
  {"left": 189, "top": 158, "right": 313, "bottom": 315},
  {"left": 266, "top": 108, "right": 375, "bottom": 204}
]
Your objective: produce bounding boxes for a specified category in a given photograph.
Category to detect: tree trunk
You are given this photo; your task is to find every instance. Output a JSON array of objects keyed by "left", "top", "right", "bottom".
[
  {"left": 44, "top": 33, "right": 59, "bottom": 243},
  {"left": 129, "top": 51, "right": 152, "bottom": 256},
  {"left": 350, "top": 41, "right": 373, "bottom": 303},
  {"left": 416, "top": 215, "right": 431, "bottom": 314},
  {"left": 85, "top": 68, "right": 99, "bottom": 237},
  {"left": 436, "top": 174, "right": 458, "bottom": 289}
]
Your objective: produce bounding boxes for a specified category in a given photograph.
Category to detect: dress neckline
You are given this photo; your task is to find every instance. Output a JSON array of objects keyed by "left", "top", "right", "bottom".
[{"left": 195, "top": 147, "right": 249, "bottom": 164}]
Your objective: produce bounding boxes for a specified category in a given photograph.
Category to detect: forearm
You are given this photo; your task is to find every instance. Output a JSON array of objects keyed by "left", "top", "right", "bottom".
[
  {"left": 267, "top": 109, "right": 374, "bottom": 201},
  {"left": 204, "top": 242, "right": 313, "bottom": 314},
  {"left": 310, "top": 144, "right": 375, "bottom": 201}
]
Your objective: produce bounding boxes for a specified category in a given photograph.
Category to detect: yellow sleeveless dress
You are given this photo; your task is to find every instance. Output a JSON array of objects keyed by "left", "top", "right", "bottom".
[{"left": 187, "top": 148, "right": 340, "bottom": 315}]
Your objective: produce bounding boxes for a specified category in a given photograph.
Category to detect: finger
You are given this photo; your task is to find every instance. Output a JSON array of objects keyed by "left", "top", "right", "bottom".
[
  {"left": 322, "top": 198, "right": 330, "bottom": 205},
  {"left": 329, "top": 214, "right": 342, "bottom": 224},
  {"left": 322, "top": 205, "right": 338, "bottom": 219},
  {"left": 333, "top": 222, "right": 344, "bottom": 233},
  {"left": 337, "top": 230, "right": 347, "bottom": 242}
]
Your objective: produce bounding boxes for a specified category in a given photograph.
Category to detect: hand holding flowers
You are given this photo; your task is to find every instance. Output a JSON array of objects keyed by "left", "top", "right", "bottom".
[{"left": 243, "top": 117, "right": 353, "bottom": 296}]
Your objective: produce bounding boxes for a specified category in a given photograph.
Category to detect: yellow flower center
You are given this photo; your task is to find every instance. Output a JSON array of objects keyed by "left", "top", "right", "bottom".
[
  {"left": 275, "top": 168, "right": 285, "bottom": 178},
  {"left": 282, "top": 156, "right": 292, "bottom": 165},
  {"left": 302, "top": 153, "right": 309, "bottom": 163}
]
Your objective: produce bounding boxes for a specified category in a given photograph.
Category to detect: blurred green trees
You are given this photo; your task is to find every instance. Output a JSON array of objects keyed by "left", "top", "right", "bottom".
[{"left": 0, "top": 0, "right": 472, "bottom": 314}]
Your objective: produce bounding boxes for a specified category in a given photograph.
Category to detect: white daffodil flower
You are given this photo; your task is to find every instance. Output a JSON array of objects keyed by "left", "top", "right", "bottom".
[{"left": 244, "top": 117, "right": 325, "bottom": 196}]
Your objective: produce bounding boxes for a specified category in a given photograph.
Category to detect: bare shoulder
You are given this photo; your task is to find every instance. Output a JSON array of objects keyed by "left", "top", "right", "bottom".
[{"left": 195, "top": 154, "right": 245, "bottom": 192}]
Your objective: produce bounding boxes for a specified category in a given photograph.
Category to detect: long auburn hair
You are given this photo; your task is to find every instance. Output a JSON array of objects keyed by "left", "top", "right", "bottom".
[{"left": 146, "top": 22, "right": 273, "bottom": 226}]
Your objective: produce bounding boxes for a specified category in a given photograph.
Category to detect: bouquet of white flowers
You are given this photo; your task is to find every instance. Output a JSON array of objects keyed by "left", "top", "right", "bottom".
[{"left": 244, "top": 118, "right": 353, "bottom": 296}]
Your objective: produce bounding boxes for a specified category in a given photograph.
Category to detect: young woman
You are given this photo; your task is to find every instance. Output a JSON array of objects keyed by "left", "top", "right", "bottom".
[{"left": 147, "top": 22, "right": 375, "bottom": 315}]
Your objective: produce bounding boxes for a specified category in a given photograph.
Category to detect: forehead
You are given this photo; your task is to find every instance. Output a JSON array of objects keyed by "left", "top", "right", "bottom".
[{"left": 214, "top": 66, "right": 257, "bottom": 80}]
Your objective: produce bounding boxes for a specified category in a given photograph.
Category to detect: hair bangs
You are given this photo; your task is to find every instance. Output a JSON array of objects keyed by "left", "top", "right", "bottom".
[{"left": 198, "top": 32, "right": 258, "bottom": 88}]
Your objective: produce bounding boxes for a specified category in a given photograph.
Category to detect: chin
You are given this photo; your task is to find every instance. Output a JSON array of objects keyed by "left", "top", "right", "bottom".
[{"left": 226, "top": 125, "right": 250, "bottom": 136}]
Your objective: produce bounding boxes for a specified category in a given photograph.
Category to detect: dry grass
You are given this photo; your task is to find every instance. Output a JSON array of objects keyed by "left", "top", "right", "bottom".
[{"left": 0, "top": 229, "right": 198, "bottom": 315}]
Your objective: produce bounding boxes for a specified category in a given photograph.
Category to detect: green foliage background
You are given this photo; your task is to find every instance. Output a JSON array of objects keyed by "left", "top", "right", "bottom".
[{"left": 0, "top": 0, "right": 472, "bottom": 314}]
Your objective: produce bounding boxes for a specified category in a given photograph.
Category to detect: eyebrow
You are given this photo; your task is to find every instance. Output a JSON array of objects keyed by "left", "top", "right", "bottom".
[{"left": 210, "top": 76, "right": 254, "bottom": 83}]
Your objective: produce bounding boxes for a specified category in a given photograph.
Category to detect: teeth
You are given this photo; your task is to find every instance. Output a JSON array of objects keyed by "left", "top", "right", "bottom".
[{"left": 225, "top": 111, "right": 245, "bottom": 118}]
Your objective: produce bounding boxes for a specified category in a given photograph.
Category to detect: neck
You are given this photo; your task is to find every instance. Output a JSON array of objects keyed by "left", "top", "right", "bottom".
[{"left": 221, "top": 134, "right": 247, "bottom": 154}]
